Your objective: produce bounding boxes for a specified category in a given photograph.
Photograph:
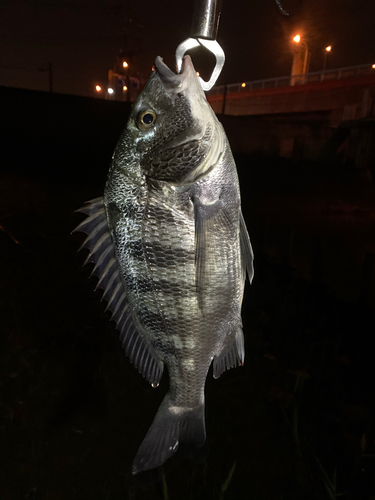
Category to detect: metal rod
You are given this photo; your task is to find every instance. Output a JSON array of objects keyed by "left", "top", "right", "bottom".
[{"left": 191, "top": 0, "right": 222, "bottom": 40}]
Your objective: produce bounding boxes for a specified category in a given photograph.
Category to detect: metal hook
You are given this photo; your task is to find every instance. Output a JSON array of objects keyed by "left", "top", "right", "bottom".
[
  {"left": 175, "top": 38, "right": 225, "bottom": 91},
  {"left": 175, "top": 0, "right": 225, "bottom": 91}
]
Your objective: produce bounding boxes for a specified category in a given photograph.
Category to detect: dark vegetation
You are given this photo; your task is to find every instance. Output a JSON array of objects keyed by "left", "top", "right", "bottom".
[{"left": 1, "top": 87, "right": 374, "bottom": 499}]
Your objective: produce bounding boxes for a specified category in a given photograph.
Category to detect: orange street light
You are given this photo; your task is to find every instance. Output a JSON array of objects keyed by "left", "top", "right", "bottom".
[
  {"left": 123, "top": 61, "right": 129, "bottom": 68},
  {"left": 323, "top": 45, "right": 332, "bottom": 71},
  {"left": 123, "top": 85, "right": 128, "bottom": 91},
  {"left": 372, "top": 64, "right": 375, "bottom": 69},
  {"left": 291, "top": 34, "right": 309, "bottom": 80},
  {"left": 241, "top": 82, "right": 246, "bottom": 88},
  {"left": 95, "top": 85, "right": 102, "bottom": 92}
]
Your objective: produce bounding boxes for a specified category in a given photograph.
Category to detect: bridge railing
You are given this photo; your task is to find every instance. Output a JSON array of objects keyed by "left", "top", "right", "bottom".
[{"left": 208, "top": 63, "right": 375, "bottom": 96}]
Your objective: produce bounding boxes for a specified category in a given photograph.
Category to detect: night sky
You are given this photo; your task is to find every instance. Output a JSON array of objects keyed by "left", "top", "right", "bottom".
[{"left": 1, "top": 0, "right": 375, "bottom": 97}]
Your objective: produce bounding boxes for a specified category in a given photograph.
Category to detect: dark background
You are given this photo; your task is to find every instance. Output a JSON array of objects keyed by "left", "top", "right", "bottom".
[
  {"left": 1, "top": 81, "right": 375, "bottom": 500},
  {"left": 2, "top": 1, "right": 375, "bottom": 498},
  {"left": 1, "top": 0, "right": 375, "bottom": 97}
]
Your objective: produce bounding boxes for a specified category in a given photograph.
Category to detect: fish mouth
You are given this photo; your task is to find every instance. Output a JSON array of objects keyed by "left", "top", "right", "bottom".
[
  {"left": 154, "top": 55, "right": 196, "bottom": 91},
  {"left": 153, "top": 54, "right": 212, "bottom": 156},
  {"left": 152, "top": 55, "right": 223, "bottom": 186}
]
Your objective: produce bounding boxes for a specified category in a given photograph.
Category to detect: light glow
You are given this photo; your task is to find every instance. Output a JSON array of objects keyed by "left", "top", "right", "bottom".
[
  {"left": 123, "top": 85, "right": 128, "bottom": 91},
  {"left": 326, "top": 45, "right": 332, "bottom": 52},
  {"left": 372, "top": 64, "right": 375, "bottom": 69},
  {"left": 241, "top": 82, "right": 246, "bottom": 88},
  {"left": 95, "top": 85, "right": 102, "bottom": 92},
  {"left": 293, "top": 35, "right": 301, "bottom": 43},
  {"left": 123, "top": 61, "right": 128, "bottom": 68},
  {"left": 108, "top": 88, "right": 114, "bottom": 94}
]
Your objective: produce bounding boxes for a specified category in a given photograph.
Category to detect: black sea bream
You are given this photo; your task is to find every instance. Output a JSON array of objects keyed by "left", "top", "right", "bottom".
[{"left": 74, "top": 55, "right": 254, "bottom": 474}]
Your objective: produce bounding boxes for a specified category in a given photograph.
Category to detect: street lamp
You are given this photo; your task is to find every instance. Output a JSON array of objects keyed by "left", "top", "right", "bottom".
[
  {"left": 95, "top": 85, "right": 102, "bottom": 92},
  {"left": 292, "top": 34, "right": 309, "bottom": 73},
  {"left": 122, "top": 61, "right": 130, "bottom": 102},
  {"left": 291, "top": 34, "right": 309, "bottom": 84},
  {"left": 323, "top": 46, "right": 332, "bottom": 71}
]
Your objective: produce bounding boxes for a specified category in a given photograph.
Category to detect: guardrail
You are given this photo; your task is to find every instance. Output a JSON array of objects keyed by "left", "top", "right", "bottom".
[{"left": 207, "top": 63, "right": 375, "bottom": 96}]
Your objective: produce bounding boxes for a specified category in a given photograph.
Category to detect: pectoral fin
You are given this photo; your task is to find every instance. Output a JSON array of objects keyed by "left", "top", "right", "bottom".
[
  {"left": 193, "top": 197, "right": 232, "bottom": 294},
  {"left": 193, "top": 201, "right": 209, "bottom": 293}
]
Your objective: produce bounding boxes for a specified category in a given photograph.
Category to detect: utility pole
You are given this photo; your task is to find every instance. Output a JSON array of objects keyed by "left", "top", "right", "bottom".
[
  {"left": 221, "top": 84, "right": 227, "bottom": 115},
  {"left": 38, "top": 63, "right": 53, "bottom": 92},
  {"left": 48, "top": 62, "right": 53, "bottom": 93}
]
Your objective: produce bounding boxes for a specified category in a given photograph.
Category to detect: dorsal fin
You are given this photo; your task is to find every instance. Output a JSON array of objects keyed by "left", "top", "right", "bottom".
[
  {"left": 73, "top": 197, "right": 163, "bottom": 386},
  {"left": 240, "top": 210, "right": 254, "bottom": 284}
]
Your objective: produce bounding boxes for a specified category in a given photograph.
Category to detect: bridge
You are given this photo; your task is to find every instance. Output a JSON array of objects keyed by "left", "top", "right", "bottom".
[
  {"left": 206, "top": 64, "right": 375, "bottom": 168},
  {"left": 207, "top": 64, "right": 375, "bottom": 122}
]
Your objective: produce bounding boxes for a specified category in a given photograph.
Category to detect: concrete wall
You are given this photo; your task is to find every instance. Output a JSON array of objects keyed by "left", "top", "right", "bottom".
[
  {"left": 218, "top": 113, "right": 338, "bottom": 164},
  {"left": 216, "top": 108, "right": 375, "bottom": 170},
  {"left": 2, "top": 84, "right": 373, "bottom": 184}
]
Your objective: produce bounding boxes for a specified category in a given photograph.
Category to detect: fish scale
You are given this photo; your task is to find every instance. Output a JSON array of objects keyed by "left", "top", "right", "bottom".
[{"left": 73, "top": 54, "right": 254, "bottom": 474}]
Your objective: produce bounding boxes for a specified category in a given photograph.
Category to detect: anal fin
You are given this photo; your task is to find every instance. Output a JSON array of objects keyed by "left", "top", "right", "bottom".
[{"left": 213, "top": 328, "right": 245, "bottom": 379}]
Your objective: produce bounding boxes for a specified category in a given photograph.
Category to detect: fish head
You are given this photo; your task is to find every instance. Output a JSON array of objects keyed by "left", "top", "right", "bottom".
[{"left": 123, "top": 55, "right": 222, "bottom": 185}]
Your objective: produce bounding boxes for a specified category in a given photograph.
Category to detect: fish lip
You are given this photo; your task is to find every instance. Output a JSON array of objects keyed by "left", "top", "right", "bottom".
[{"left": 154, "top": 55, "right": 194, "bottom": 88}]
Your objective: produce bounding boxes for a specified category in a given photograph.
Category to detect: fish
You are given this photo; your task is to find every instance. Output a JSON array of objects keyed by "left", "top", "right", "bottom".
[{"left": 73, "top": 54, "right": 254, "bottom": 474}]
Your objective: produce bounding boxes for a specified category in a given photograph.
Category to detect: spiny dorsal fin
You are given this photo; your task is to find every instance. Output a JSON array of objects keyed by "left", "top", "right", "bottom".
[{"left": 73, "top": 197, "right": 163, "bottom": 386}]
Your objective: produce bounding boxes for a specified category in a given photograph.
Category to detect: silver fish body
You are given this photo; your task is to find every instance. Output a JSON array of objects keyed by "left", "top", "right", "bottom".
[{"left": 74, "top": 55, "right": 253, "bottom": 474}]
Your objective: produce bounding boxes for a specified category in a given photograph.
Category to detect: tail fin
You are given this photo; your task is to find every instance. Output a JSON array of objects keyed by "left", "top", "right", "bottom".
[{"left": 132, "top": 394, "right": 205, "bottom": 475}]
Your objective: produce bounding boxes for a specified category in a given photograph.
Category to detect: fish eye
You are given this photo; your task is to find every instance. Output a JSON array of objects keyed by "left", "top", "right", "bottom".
[{"left": 138, "top": 110, "right": 157, "bottom": 130}]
